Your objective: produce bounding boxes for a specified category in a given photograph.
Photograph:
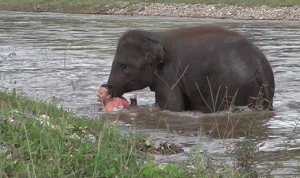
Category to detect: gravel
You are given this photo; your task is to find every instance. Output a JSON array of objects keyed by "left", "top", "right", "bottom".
[{"left": 103, "top": 3, "right": 300, "bottom": 21}]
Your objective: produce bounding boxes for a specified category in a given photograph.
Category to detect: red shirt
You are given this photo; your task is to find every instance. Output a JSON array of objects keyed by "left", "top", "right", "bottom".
[{"left": 103, "top": 97, "right": 130, "bottom": 111}]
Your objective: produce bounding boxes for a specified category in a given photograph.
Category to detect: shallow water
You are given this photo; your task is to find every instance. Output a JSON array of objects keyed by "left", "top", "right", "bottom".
[{"left": 1, "top": 11, "right": 300, "bottom": 176}]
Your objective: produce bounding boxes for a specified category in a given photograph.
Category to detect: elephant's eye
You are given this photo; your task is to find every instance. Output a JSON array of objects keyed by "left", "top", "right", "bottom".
[{"left": 121, "top": 65, "right": 131, "bottom": 73}]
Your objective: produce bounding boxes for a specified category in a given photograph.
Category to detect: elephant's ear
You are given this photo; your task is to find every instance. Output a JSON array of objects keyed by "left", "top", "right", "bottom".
[{"left": 146, "top": 37, "right": 165, "bottom": 65}]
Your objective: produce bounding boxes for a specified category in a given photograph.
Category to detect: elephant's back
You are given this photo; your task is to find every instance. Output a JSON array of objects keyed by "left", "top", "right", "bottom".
[
  {"left": 161, "top": 26, "right": 244, "bottom": 48},
  {"left": 162, "top": 26, "right": 240, "bottom": 37}
]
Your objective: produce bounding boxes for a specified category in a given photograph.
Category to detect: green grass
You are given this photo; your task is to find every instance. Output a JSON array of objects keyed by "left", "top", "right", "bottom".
[
  {"left": 0, "top": 0, "right": 299, "bottom": 14},
  {"left": 0, "top": 90, "right": 264, "bottom": 177},
  {"left": 0, "top": 91, "right": 181, "bottom": 177}
]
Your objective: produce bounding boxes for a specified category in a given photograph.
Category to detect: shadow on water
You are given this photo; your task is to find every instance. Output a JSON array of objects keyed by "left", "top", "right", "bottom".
[{"left": 107, "top": 107, "right": 274, "bottom": 139}]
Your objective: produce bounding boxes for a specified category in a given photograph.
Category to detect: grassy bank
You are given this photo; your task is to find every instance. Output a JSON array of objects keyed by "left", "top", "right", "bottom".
[
  {"left": 0, "top": 90, "right": 263, "bottom": 177},
  {"left": 0, "top": 0, "right": 299, "bottom": 14},
  {"left": 0, "top": 91, "right": 178, "bottom": 177}
]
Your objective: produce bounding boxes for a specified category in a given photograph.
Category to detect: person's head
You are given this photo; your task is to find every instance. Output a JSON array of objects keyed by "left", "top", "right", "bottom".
[{"left": 97, "top": 84, "right": 113, "bottom": 103}]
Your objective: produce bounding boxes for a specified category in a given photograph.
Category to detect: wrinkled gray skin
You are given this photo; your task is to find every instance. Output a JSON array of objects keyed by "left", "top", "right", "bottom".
[{"left": 107, "top": 26, "right": 275, "bottom": 112}]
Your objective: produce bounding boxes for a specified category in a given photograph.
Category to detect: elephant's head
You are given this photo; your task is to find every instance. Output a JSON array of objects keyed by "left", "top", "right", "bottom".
[{"left": 107, "top": 30, "right": 165, "bottom": 97}]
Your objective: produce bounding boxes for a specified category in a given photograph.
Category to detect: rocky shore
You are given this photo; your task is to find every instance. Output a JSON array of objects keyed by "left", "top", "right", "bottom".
[{"left": 103, "top": 3, "right": 300, "bottom": 21}]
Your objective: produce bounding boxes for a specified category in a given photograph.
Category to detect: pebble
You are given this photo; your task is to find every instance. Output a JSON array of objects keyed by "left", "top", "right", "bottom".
[{"left": 104, "top": 3, "right": 300, "bottom": 21}]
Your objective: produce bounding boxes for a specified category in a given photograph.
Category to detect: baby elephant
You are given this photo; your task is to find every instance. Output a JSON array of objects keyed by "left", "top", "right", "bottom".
[{"left": 107, "top": 26, "right": 275, "bottom": 112}]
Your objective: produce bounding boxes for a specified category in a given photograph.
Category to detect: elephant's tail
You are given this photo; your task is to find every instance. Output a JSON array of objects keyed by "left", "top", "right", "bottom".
[{"left": 255, "top": 57, "right": 275, "bottom": 110}]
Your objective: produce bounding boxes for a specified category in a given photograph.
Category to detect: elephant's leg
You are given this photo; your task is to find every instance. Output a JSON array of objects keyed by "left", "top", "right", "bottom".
[{"left": 155, "top": 86, "right": 185, "bottom": 111}]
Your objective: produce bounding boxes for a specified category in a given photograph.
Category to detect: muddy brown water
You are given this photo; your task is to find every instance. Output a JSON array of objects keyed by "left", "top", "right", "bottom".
[{"left": 1, "top": 11, "right": 300, "bottom": 177}]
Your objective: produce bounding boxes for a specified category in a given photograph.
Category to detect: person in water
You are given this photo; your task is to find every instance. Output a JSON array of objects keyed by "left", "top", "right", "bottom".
[{"left": 97, "top": 84, "right": 130, "bottom": 111}]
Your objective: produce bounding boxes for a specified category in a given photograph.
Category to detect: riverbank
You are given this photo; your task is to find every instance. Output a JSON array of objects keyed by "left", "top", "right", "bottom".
[
  {"left": 0, "top": 91, "right": 178, "bottom": 177},
  {"left": 0, "top": 1, "right": 300, "bottom": 21},
  {"left": 1, "top": 90, "right": 259, "bottom": 177},
  {"left": 104, "top": 3, "right": 300, "bottom": 21}
]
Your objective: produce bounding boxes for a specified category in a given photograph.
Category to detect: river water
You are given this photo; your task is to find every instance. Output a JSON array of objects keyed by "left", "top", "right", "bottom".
[{"left": 1, "top": 11, "right": 300, "bottom": 177}]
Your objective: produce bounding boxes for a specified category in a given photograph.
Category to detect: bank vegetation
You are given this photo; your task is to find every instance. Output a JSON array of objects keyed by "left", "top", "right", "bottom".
[
  {"left": 1, "top": 90, "right": 266, "bottom": 177},
  {"left": 0, "top": 0, "right": 300, "bottom": 20}
]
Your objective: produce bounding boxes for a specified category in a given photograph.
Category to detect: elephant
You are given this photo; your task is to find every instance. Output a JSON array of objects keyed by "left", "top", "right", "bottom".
[{"left": 106, "top": 26, "right": 275, "bottom": 113}]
